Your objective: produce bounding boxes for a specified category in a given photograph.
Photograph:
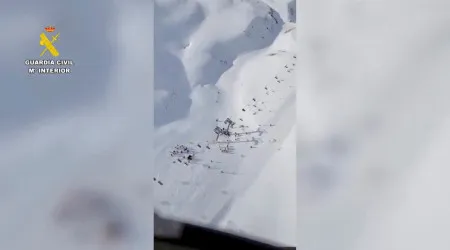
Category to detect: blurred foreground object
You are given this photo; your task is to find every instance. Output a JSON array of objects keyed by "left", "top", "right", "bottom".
[
  {"left": 154, "top": 212, "right": 295, "bottom": 250},
  {"left": 298, "top": 0, "right": 450, "bottom": 249}
]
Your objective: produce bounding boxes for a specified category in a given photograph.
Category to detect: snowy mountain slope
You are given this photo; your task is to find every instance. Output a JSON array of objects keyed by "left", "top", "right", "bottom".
[
  {"left": 221, "top": 126, "right": 296, "bottom": 245},
  {"left": 260, "top": 0, "right": 296, "bottom": 23},
  {"left": 154, "top": 0, "right": 296, "bottom": 245},
  {"left": 218, "top": 23, "right": 296, "bottom": 246},
  {"left": 155, "top": 0, "right": 284, "bottom": 127}
]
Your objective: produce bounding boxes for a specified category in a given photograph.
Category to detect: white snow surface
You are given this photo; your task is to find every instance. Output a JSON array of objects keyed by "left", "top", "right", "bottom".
[{"left": 155, "top": 0, "right": 296, "bottom": 246}]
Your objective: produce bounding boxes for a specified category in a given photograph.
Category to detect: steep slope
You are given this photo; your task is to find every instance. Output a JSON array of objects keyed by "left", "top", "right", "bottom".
[
  {"left": 221, "top": 126, "right": 296, "bottom": 245},
  {"left": 218, "top": 22, "right": 296, "bottom": 246},
  {"left": 155, "top": 0, "right": 284, "bottom": 126},
  {"left": 260, "top": 0, "right": 296, "bottom": 22},
  {"left": 154, "top": 0, "right": 296, "bottom": 245}
]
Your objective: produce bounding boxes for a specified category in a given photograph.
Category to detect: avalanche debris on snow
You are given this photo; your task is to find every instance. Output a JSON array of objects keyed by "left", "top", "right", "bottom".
[{"left": 155, "top": 0, "right": 296, "bottom": 245}]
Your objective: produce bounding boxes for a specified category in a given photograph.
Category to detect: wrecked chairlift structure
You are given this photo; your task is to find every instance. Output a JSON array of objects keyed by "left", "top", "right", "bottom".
[
  {"left": 214, "top": 117, "right": 265, "bottom": 141},
  {"left": 214, "top": 126, "right": 223, "bottom": 135},
  {"left": 214, "top": 118, "right": 235, "bottom": 138},
  {"left": 212, "top": 117, "right": 266, "bottom": 152},
  {"left": 224, "top": 118, "right": 235, "bottom": 128},
  {"left": 215, "top": 118, "right": 235, "bottom": 140},
  {"left": 214, "top": 126, "right": 231, "bottom": 141},
  {"left": 219, "top": 143, "right": 234, "bottom": 153}
]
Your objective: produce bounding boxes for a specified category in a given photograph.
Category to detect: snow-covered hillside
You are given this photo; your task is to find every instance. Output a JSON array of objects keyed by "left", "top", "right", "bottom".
[{"left": 154, "top": 0, "right": 296, "bottom": 246}]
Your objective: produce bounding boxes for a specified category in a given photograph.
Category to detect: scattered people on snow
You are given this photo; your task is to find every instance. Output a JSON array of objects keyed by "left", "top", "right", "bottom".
[{"left": 214, "top": 126, "right": 222, "bottom": 135}]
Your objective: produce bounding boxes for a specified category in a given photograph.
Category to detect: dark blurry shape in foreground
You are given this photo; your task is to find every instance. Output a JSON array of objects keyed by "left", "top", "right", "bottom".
[
  {"left": 154, "top": 212, "right": 295, "bottom": 250},
  {"left": 53, "top": 189, "right": 132, "bottom": 245}
]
